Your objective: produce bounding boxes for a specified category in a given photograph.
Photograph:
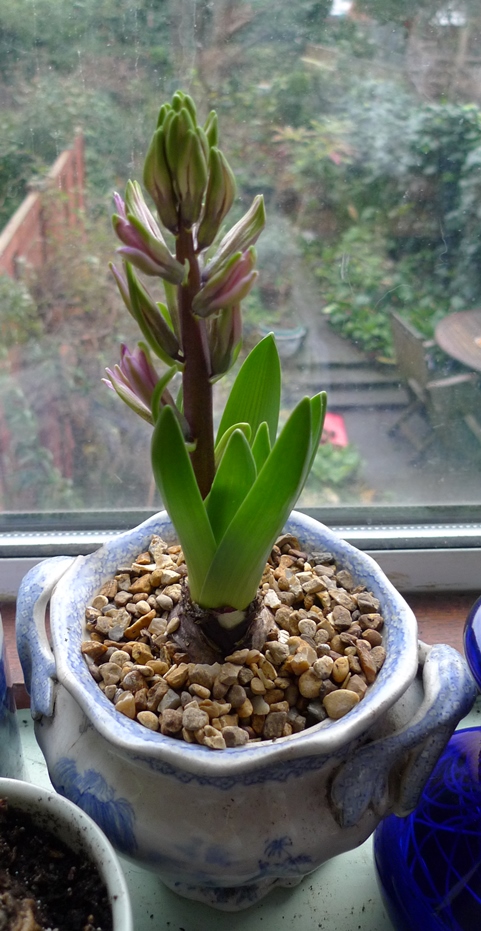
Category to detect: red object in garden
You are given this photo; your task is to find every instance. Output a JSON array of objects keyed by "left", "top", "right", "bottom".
[{"left": 321, "top": 412, "right": 348, "bottom": 447}]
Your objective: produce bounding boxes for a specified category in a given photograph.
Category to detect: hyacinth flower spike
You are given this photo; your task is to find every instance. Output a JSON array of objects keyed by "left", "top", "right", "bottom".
[{"left": 106, "top": 90, "right": 326, "bottom": 648}]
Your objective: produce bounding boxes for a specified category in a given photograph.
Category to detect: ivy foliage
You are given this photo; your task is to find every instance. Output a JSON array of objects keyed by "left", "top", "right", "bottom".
[{"left": 287, "top": 79, "right": 481, "bottom": 356}]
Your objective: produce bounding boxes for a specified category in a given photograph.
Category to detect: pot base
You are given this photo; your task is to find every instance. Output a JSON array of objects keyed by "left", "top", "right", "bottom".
[{"left": 162, "top": 873, "right": 303, "bottom": 911}]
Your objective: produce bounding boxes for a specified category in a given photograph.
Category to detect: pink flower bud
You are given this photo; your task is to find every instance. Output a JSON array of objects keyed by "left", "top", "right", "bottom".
[{"left": 192, "top": 248, "right": 257, "bottom": 317}]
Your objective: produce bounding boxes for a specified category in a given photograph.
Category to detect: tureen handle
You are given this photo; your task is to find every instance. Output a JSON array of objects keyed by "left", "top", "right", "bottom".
[
  {"left": 330, "top": 641, "right": 477, "bottom": 828},
  {"left": 16, "top": 557, "right": 78, "bottom": 720}
]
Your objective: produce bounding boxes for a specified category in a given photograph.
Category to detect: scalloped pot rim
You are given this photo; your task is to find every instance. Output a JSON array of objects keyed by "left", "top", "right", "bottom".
[{"left": 49, "top": 510, "right": 418, "bottom": 777}]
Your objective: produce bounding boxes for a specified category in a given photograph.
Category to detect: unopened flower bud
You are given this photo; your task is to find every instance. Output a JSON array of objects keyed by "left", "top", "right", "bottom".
[
  {"left": 171, "top": 124, "right": 209, "bottom": 228},
  {"left": 206, "top": 195, "right": 266, "bottom": 277},
  {"left": 166, "top": 108, "right": 196, "bottom": 180},
  {"left": 143, "top": 127, "right": 179, "bottom": 233},
  {"left": 113, "top": 185, "right": 185, "bottom": 283},
  {"left": 104, "top": 343, "right": 161, "bottom": 424},
  {"left": 197, "top": 148, "right": 236, "bottom": 251},
  {"left": 113, "top": 263, "right": 181, "bottom": 366},
  {"left": 204, "top": 110, "right": 219, "bottom": 148},
  {"left": 208, "top": 304, "right": 242, "bottom": 379},
  {"left": 193, "top": 247, "right": 257, "bottom": 317}
]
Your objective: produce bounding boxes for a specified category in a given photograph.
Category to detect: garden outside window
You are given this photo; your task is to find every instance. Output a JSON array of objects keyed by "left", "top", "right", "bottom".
[{"left": 0, "top": 0, "right": 479, "bottom": 594}]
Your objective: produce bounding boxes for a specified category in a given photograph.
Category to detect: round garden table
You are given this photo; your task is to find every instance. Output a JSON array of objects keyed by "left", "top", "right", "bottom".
[{"left": 435, "top": 309, "right": 481, "bottom": 372}]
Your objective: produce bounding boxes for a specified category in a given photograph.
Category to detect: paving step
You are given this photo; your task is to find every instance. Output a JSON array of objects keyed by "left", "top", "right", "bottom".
[
  {"left": 288, "top": 353, "right": 393, "bottom": 370},
  {"left": 325, "top": 386, "right": 410, "bottom": 410},
  {"left": 289, "top": 367, "right": 402, "bottom": 391},
  {"left": 282, "top": 379, "right": 409, "bottom": 409}
]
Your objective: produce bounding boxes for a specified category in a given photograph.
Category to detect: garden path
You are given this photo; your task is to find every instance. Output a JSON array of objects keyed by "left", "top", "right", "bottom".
[{"left": 283, "top": 261, "right": 481, "bottom": 506}]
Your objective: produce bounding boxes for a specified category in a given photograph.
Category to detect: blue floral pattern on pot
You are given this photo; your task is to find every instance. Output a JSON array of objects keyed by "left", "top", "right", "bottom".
[
  {"left": 50, "top": 757, "right": 137, "bottom": 855},
  {"left": 16, "top": 510, "right": 477, "bottom": 911}
]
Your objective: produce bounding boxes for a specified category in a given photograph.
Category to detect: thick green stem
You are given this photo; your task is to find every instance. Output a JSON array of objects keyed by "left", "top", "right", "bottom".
[{"left": 176, "top": 227, "right": 215, "bottom": 498}]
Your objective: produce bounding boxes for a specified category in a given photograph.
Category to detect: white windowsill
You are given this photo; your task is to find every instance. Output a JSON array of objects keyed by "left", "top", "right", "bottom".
[{"left": 0, "top": 521, "right": 478, "bottom": 599}]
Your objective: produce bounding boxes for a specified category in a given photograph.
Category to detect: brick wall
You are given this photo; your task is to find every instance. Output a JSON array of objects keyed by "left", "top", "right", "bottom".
[{"left": 0, "top": 133, "right": 85, "bottom": 278}]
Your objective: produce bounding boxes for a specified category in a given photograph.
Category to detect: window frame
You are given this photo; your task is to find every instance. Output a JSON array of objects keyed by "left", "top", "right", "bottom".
[{"left": 0, "top": 505, "right": 479, "bottom": 599}]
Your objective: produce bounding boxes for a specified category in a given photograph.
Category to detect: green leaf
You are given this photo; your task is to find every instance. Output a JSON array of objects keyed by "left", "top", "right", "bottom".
[
  {"left": 216, "top": 334, "right": 281, "bottom": 447},
  {"left": 151, "top": 405, "right": 216, "bottom": 602},
  {"left": 214, "top": 422, "right": 251, "bottom": 468},
  {"left": 200, "top": 397, "right": 313, "bottom": 610},
  {"left": 306, "top": 392, "right": 328, "bottom": 476},
  {"left": 149, "top": 363, "right": 178, "bottom": 421},
  {"left": 251, "top": 421, "right": 271, "bottom": 472},
  {"left": 205, "top": 429, "right": 257, "bottom": 543}
]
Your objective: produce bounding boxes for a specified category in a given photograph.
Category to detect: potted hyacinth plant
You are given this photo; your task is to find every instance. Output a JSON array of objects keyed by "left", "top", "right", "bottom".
[
  {"left": 16, "top": 90, "right": 476, "bottom": 910},
  {"left": 104, "top": 89, "right": 326, "bottom": 657}
]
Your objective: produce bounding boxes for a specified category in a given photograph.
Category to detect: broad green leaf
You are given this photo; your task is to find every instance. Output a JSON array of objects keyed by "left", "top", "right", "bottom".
[
  {"left": 151, "top": 405, "right": 216, "bottom": 602},
  {"left": 216, "top": 334, "right": 281, "bottom": 447},
  {"left": 214, "top": 422, "right": 251, "bottom": 468},
  {"left": 205, "top": 429, "right": 257, "bottom": 543},
  {"left": 251, "top": 421, "right": 271, "bottom": 473},
  {"left": 200, "top": 398, "right": 313, "bottom": 609}
]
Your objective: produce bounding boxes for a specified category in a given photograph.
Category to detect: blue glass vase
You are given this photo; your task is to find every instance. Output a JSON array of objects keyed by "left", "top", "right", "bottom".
[
  {"left": 374, "top": 596, "right": 481, "bottom": 931},
  {"left": 463, "top": 595, "right": 481, "bottom": 692},
  {"left": 375, "top": 726, "right": 481, "bottom": 931}
]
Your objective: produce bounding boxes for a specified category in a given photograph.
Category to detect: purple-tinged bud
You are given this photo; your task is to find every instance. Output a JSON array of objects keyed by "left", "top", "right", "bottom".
[
  {"left": 206, "top": 195, "right": 265, "bottom": 277},
  {"left": 110, "top": 262, "right": 131, "bottom": 313},
  {"left": 124, "top": 180, "right": 162, "bottom": 238},
  {"left": 193, "top": 247, "right": 258, "bottom": 317},
  {"left": 112, "top": 186, "right": 185, "bottom": 284},
  {"left": 104, "top": 343, "right": 160, "bottom": 424}
]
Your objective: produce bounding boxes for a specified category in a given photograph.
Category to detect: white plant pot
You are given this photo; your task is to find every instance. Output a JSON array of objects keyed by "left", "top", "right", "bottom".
[
  {"left": 16, "top": 510, "right": 476, "bottom": 911},
  {"left": 0, "top": 776, "right": 133, "bottom": 930}
]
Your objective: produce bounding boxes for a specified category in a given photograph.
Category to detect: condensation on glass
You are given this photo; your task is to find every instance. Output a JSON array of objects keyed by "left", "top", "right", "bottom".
[{"left": 0, "top": 0, "right": 480, "bottom": 515}]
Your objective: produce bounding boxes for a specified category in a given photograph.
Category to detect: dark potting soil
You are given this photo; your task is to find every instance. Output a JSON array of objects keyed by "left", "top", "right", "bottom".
[{"left": 0, "top": 798, "right": 113, "bottom": 931}]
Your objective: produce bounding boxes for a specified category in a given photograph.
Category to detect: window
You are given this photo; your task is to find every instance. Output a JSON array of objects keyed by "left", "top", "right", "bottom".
[{"left": 0, "top": 1, "right": 479, "bottom": 590}]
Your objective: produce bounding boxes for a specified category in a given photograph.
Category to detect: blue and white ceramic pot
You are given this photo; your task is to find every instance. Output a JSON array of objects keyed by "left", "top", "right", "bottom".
[{"left": 16, "top": 511, "right": 476, "bottom": 911}]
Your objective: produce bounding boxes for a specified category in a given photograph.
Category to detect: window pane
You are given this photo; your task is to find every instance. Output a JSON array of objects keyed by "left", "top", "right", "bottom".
[{"left": 0, "top": 0, "right": 480, "bottom": 515}]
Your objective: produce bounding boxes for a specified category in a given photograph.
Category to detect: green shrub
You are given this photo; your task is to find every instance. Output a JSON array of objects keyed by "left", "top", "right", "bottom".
[
  {"left": 0, "top": 276, "right": 42, "bottom": 354},
  {"left": 310, "top": 223, "right": 396, "bottom": 355},
  {"left": 303, "top": 441, "right": 363, "bottom": 505}
]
